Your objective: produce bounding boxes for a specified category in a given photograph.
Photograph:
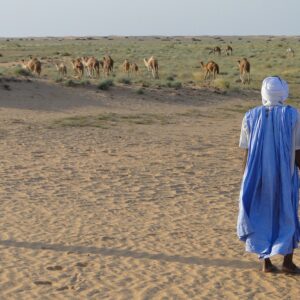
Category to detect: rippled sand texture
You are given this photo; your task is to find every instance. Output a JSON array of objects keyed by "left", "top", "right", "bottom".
[{"left": 1, "top": 79, "right": 300, "bottom": 299}]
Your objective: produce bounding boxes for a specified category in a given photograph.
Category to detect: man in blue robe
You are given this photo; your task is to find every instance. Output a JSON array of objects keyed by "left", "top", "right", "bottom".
[{"left": 237, "top": 76, "right": 300, "bottom": 273}]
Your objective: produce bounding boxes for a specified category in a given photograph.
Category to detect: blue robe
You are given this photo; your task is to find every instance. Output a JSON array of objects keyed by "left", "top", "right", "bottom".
[{"left": 237, "top": 105, "right": 300, "bottom": 258}]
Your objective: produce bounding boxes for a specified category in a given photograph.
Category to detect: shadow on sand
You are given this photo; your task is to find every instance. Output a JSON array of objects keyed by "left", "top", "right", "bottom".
[{"left": 0, "top": 239, "right": 257, "bottom": 270}]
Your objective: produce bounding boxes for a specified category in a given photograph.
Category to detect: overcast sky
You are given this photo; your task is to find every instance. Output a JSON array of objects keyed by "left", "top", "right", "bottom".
[{"left": 1, "top": 0, "right": 299, "bottom": 37}]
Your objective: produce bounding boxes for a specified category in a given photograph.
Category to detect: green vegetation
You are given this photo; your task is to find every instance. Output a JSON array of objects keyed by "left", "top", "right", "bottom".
[
  {"left": 14, "top": 67, "right": 31, "bottom": 77},
  {"left": 97, "top": 79, "right": 114, "bottom": 90},
  {"left": 63, "top": 79, "right": 91, "bottom": 87},
  {"left": 166, "top": 81, "right": 182, "bottom": 89},
  {"left": 135, "top": 87, "right": 145, "bottom": 94},
  {"left": 64, "top": 79, "right": 78, "bottom": 87},
  {"left": 117, "top": 76, "right": 131, "bottom": 85},
  {"left": 0, "top": 36, "right": 299, "bottom": 103},
  {"left": 213, "top": 78, "right": 230, "bottom": 90}
]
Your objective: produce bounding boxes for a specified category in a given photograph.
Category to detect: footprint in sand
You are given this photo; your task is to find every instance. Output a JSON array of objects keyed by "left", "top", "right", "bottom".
[
  {"left": 75, "top": 262, "right": 88, "bottom": 268},
  {"left": 56, "top": 286, "right": 69, "bottom": 291},
  {"left": 34, "top": 280, "right": 52, "bottom": 286},
  {"left": 46, "top": 265, "right": 63, "bottom": 271},
  {"left": 70, "top": 273, "right": 79, "bottom": 284}
]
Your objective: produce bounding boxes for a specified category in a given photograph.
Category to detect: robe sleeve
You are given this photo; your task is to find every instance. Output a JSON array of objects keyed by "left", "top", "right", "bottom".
[
  {"left": 239, "top": 115, "right": 249, "bottom": 149},
  {"left": 295, "top": 111, "right": 300, "bottom": 150}
]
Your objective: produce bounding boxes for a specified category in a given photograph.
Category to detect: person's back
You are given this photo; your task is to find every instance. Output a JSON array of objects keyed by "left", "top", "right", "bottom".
[{"left": 237, "top": 76, "right": 300, "bottom": 274}]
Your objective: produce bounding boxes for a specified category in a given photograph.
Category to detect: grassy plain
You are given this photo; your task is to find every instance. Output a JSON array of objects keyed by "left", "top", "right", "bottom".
[{"left": 0, "top": 35, "right": 300, "bottom": 102}]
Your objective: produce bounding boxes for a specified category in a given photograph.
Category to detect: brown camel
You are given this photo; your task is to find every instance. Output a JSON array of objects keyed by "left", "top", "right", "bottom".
[
  {"left": 71, "top": 58, "right": 84, "bottom": 79},
  {"left": 122, "top": 59, "right": 130, "bottom": 76},
  {"left": 237, "top": 58, "right": 251, "bottom": 84},
  {"left": 81, "top": 56, "right": 100, "bottom": 78},
  {"left": 55, "top": 62, "right": 67, "bottom": 77},
  {"left": 225, "top": 45, "right": 233, "bottom": 56},
  {"left": 130, "top": 62, "right": 139, "bottom": 75},
  {"left": 103, "top": 55, "right": 114, "bottom": 76},
  {"left": 143, "top": 56, "right": 159, "bottom": 79},
  {"left": 200, "top": 61, "right": 219, "bottom": 80},
  {"left": 99, "top": 60, "right": 104, "bottom": 69},
  {"left": 209, "top": 46, "right": 221, "bottom": 56},
  {"left": 21, "top": 57, "right": 42, "bottom": 76}
]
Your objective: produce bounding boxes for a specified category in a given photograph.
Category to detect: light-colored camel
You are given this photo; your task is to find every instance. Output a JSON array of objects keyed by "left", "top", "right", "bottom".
[
  {"left": 143, "top": 56, "right": 159, "bottom": 79},
  {"left": 55, "top": 62, "right": 67, "bottom": 77},
  {"left": 81, "top": 56, "right": 92, "bottom": 77},
  {"left": 286, "top": 48, "right": 295, "bottom": 57},
  {"left": 71, "top": 58, "right": 84, "bottom": 79},
  {"left": 130, "top": 62, "right": 139, "bottom": 75},
  {"left": 21, "top": 57, "right": 42, "bottom": 76},
  {"left": 103, "top": 55, "right": 114, "bottom": 76},
  {"left": 122, "top": 59, "right": 130, "bottom": 76},
  {"left": 81, "top": 56, "right": 100, "bottom": 78},
  {"left": 200, "top": 61, "right": 219, "bottom": 80},
  {"left": 225, "top": 45, "right": 233, "bottom": 56},
  {"left": 237, "top": 58, "right": 251, "bottom": 84}
]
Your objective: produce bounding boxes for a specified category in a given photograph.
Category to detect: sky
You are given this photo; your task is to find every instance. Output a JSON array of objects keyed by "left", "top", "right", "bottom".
[{"left": 0, "top": 0, "right": 299, "bottom": 37}]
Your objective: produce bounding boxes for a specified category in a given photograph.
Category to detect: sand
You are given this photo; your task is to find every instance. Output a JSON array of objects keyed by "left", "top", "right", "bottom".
[{"left": 0, "top": 78, "right": 300, "bottom": 299}]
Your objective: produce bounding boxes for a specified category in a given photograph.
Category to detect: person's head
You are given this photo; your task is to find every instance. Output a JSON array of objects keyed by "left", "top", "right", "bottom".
[{"left": 261, "top": 76, "right": 289, "bottom": 106}]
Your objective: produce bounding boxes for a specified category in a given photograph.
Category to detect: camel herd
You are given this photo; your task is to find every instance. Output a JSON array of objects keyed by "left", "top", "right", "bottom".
[
  {"left": 19, "top": 45, "right": 296, "bottom": 85},
  {"left": 122, "top": 59, "right": 139, "bottom": 76},
  {"left": 20, "top": 55, "right": 158, "bottom": 80},
  {"left": 208, "top": 45, "right": 233, "bottom": 56},
  {"left": 69, "top": 55, "right": 114, "bottom": 79}
]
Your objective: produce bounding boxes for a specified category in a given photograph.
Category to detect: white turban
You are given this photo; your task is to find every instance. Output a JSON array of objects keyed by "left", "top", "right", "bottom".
[{"left": 261, "top": 76, "right": 289, "bottom": 106}]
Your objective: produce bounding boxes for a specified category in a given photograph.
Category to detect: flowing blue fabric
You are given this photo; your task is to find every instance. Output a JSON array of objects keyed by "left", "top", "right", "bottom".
[{"left": 237, "top": 105, "right": 300, "bottom": 258}]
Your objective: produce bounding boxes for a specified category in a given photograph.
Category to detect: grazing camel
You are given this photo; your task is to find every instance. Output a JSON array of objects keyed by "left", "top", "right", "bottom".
[
  {"left": 225, "top": 45, "right": 233, "bottom": 56},
  {"left": 122, "top": 59, "right": 130, "bottom": 76},
  {"left": 81, "top": 56, "right": 100, "bottom": 78},
  {"left": 55, "top": 62, "right": 67, "bottom": 77},
  {"left": 103, "top": 55, "right": 114, "bottom": 76},
  {"left": 286, "top": 48, "right": 295, "bottom": 57},
  {"left": 99, "top": 59, "right": 104, "bottom": 69},
  {"left": 130, "top": 62, "right": 139, "bottom": 75},
  {"left": 237, "top": 58, "right": 251, "bottom": 84},
  {"left": 143, "top": 56, "right": 159, "bottom": 79},
  {"left": 21, "top": 57, "right": 42, "bottom": 76},
  {"left": 71, "top": 58, "right": 84, "bottom": 79},
  {"left": 200, "top": 61, "right": 219, "bottom": 80},
  {"left": 209, "top": 46, "right": 221, "bottom": 56}
]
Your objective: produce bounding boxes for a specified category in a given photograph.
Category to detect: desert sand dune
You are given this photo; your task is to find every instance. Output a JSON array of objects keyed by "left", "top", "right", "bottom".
[{"left": 0, "top": 79, "right": 300, "bottom": 299}]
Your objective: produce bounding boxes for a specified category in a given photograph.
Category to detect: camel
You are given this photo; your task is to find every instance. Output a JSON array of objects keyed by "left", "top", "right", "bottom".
[
  {"left": 21, "top": 57, "right": 42, "bottom": 76},
  {"left": 130, "top": 62, "right": 139, "bottom": 75},
  {"left": 200, "top": 61, "right": 219, "bottom": 80},
  {"left": 71, "top": 58, "right": 84, "bottom": 79},
  {"left": 81, "top": 56, "right": 100, "bottom": 78},
  {"left": 103, "top": 55, "right": 114, "bottom": 76},
  {"left": 55, "top": 62, "right": 67, "bottom": 77},
  {"left": 143, "top": 56, "right": 159, "bottom": 79},
  {"left": 225, "top": 45, "right": 233, "bottom": 56},
  {"left": 286, "top": 48, "right": 295, "bottom": 57},
  {"left": 237, "top": 58, "right": 251, "bottom": 84},
  {"left": 209, "top": 46, "right": 221, "bottom": 56},
  {"left": 122, "top": 59, "right": 130, "bottom": 76}
]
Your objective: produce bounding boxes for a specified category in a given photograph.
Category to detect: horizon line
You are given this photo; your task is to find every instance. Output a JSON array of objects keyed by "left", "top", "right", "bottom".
[{"left": 1, "top": 34, "right": 300, "bottom": 39}]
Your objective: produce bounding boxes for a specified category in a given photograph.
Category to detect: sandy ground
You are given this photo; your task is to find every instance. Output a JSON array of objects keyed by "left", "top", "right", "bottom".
[{"left": 0, "top": 78, "right": 300, "bottom": 300}]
